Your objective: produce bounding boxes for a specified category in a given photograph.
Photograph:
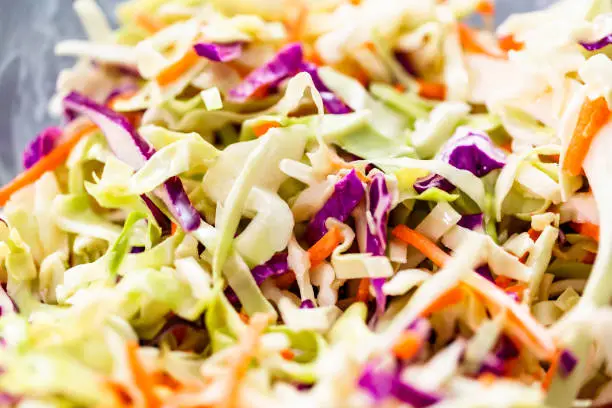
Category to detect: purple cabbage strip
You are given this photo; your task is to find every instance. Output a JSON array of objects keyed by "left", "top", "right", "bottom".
[
  {"left": 394, "top": 51, "right": 418, "bottom": 77},
  {"left": 495, "top": 335, "right": 519, "bottom": 360},
  {"left": 305, "top": 169, "right": 366, "bottom": 245},
  {"left": 193, "top": 42, "right": 244, "bottom": 62},
  {"left": 130, "top": 246, "right": 145, "bottom": 254},
  {"left": 413, "top": 173, "right": 455, "bottom": 194},
  {"left": 365, "top": 173, "right": 393, "bottom": 317},
  {"left": 251, "top": 253, "right": 289, "bottom": 285},
  {"left": 458, "top": 213, "right": 484, "bottom": 230},
  {"left": 439, "top": 128, "right": 506, "bottom": 177},
  {"left": 22, "top": 127, "right": 63, "bottom": 169},
  {"left": 228, "top": 43, "right": 304, "bottom": 102},
  {"left": 103, "top": 83, "right": 140, "bottom": 107},
  {"left": 559, "top": 349, "right": 578, "bottom": 377},
  {"left": 580, "top": 33, "right": 612, "bottom": 51},
  {"left": 140, "top": 195, "right": 172, "bottom": 236},
  {"left": 475, "top": 265, "right": 494, "bottom": 282},
  {"left": 358, "top": 363, "right": 442, "bottom": 407},
  {"left": 63, "top": 92, "right": 201, "bottom": 231},
  {"left": 300, "top": 299, "right": 315, "bottom": 309},
  {"left": 413, "top": 128, "right": 506, "bottom": 194},
  {"left": 300, "top": 62, "right": 352, "bottom": 114}
]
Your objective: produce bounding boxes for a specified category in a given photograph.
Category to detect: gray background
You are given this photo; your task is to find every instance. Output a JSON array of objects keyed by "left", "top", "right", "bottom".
[{"left": 0, "top": 0, "right": 555, "bottom": 183}]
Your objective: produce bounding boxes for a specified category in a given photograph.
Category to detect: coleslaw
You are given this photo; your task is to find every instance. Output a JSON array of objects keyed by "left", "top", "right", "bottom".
[{"left": 1, "top": 0, "right": 612, "bottom": 406}]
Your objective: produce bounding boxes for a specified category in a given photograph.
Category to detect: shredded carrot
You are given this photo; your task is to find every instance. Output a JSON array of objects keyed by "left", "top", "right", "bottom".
[
  {"left": 458, "top": 23, "right": 498, "bottom": 57},
  {"left": 583, "top": 252, "right": 596, "bottom": 264},
  {"left": 0, "top": 122, "right": 98, "bottom": 207},
  {"left": 108, "top": 91, "right": 138, "bottom": 110},
  {"left": 126, "top": 342, "right": 162, "bottom": 408},
  {"left": 563, "top": 96, "right": 611, "bottom": 176},
  {"left": 171, "top": 223, "right": 178, "bottom": 235},
  {"left": 495, "top": 275, "right": 512, "bottom": 289},
  {"left": 238, "top": 312, "right": 250, "bottom": 324},
  {"left": 253, "top": 121, "right": 281, "bottom": 138},
  {"left": 478, "top": 373, "right": 497, "bottom": 386},
  {"left": 307, "top": 48, "right": 325, "bottom": 66},
  {"left": 356, "top": 278, "right": 370, "bottom": 303},
  {"left": 274, "top": 271, "right": 297, "bottom": 290},
  {"left": 417, "top": 80, "right": 447, "bottom": 101},
  {"left": 156, "top": 49, "right": 200, "bottom": 87},
  {"left": 505, "top": 284, "right": 527, "bottom": 300},
  {"left": 136, "top": 15, "right": 165, "bottom": 34},
  {"left": 392, "top": 330, "right": 423, "bottom": 360},
  {"left": 503, "top": 357, "right": 519, "bottom": 377},
  {"left": 420, "top": 285, "right": 464, "bottom": 317},
  {"left": 499, "top": 141, "right": 513, "bottom": 153},
  {"left": 222, "top": 313, "right": 269, "bottom": 408},
  {"left": 498, "top": 35, "right": 524, "bottom": 52},
  {"left": 528, "top": 228, "right": 541, "bottom": 242},
  {"left": 286, "top": 3, "right": 309, "bottom": 43},
  {"left": 308, "top": 226, "right": 344, "bottom": 267},
  {"left": 394, "top": 83, "right": 406, "bottom": 93},
  {"left": 570, "top": 221, "right": 600, "bottom": 242},
  {"left": 106, "top": 380, "right": 133, "bottom": 407},
  {"left": 280, "top": 349, "right": 295, "bottom": 361},
  {"left": 476, "top": 0, "right": 495, "bottom": 15},
  {"left": 391, "top": 225, "right": 450, "bottom": 267},
  {"left": 542, "top": 350, "right": 562, "bottom": 390}
]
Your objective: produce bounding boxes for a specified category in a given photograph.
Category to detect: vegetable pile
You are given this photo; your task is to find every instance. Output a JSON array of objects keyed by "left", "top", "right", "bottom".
[{"left": 1, "top": 0, "right": 612, "bottom": 406}]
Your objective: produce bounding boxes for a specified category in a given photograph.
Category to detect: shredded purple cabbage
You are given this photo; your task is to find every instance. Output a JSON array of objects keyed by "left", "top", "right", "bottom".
[
  {"left": 475, "top": 265, "right": 494, "bottom": 282},
  {"left": 580, "top": 33, "right": 612, "bottom": 51},
  {"left": 364, "top": 173, "right": 393, "bottom": 317},
  {"left": 300, "top": 62, "right": 352, "bottom": 114},
  {"left": 140, "top": 195, "right": 172, "bottom": 236},
  {"left": 22, "top": 127, "right": 63, "bottom": 169},
  {"left": 103, "top": 83, "right": 139, "bottom": 107},
  {"left": 358, "top": 363, "right": 442, "bottom": 407},
  {"left": 305, "top": 169, "right": 365, "bottom": 245},
  {"left": 413, "top": 128, "right": 506, "bottom": 194},
  {"left": 478, "top": 354, "right": 505, "bottom": 376},
  {"left": 300, "top": 299, "right": 315, "bottom": 309},
  {"left": 494, "top": 335, "right": 519, "bottom": 360},
  {"left": 194, "top": 42, "right": 244, "bottom": 62},
  {"left": 413, "top": 174, "right": 455, "bottom": 194},
  {"left": 63, "top": 92, "right": 201, "bottom": 231},
  {"left": 228, "top": 43, "right": 304, "bottom": 102},
  {"left": 559, "top": 349, "right": 578, "bottom": 377},
  {"left": 251, "top": 253, "right": 289, "bottom": 285},
  {"left": 394, "top": 51, "right": 418, "bottom": 77},
  {"left": 458, "top": 213, "right": 484, "bottom": 230}
]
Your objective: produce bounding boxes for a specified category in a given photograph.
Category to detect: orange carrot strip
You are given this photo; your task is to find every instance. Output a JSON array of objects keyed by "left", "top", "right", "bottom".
[
  {"left": 570, "top": 221, "right": 600, "bottom": 242},
  {"left": 417, "top": 80, "right": 446, "bottom": 101},
  {"left": 238, "top": 312, "right": 250, "bottom": 324},
  {"left": 356, "top": 278, "right": 370, "bottom": 303},
  {"left": 156, "top": 49, "right": 200, "bottom": 87},
  {"left": 542, "top": 350, "right": 562, "bottom": 390},
  {"left": 394, "top": 84, "right": 406, "bottom": 93},
  {"left": 527, "top": 228, "right": 541, "bottom": 242},
  {"left": 280, "top": 349, "right": 295, "bottom": 361},
  {"left": 0, "top": 122, "right": 98, "bottom": 207},
  {"left": 392, "top": 330, "right": 423, "bottom": 360},
  {"left": 286, "top": 4, "right": 308, "bottom": 43},
  {"left": 170, "top": 223, "right": 178, "bottom": 235},
  {"left": 391, "top": 225, "right": 450, "bottom": 267},
  {"left": 505, "top": 284, "right": 527, "bottom": 300},
  {"left": 420, "top": 285, "right": 464, "bottom": 317},
  {"left": 308, "top": 226, "right": 344, "bottom": 267},
  {"left": 458, "top": 23, "right": 496, "bottom": 56},
  {"left": 583, "top": 252, "right": 596, "bottom": 264},
  {"left": 494, "top": 275, "right": 512, "bottom": 289},
  {"left": 126, "top": 342, "right": 162, "bottom": 408},
  {"left": 498, "top": 35, "right": 524, "bottom": 52},
  {"left": 476, "top": 0, "right": 495, "bottom": 15},
  {"left": 563, "top": 96, "right": 611, "bottom": 176},
  {"left": 478, "top": 373, "right": 497, "bottom": 386},
  {"left": 136, "top": 15, "right": 165, "bottom": 34},
  {"left": 253, "top": 121, "right": 281, "bottom": 138}
]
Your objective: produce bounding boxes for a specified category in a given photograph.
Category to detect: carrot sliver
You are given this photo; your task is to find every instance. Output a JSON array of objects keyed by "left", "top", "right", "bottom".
[
  {"left": 156, "top": 49, "right": 200, "bottom": 87},
  {"left": 286, "top": 3, "right": 308, "bottom": 43},
  {"left": 542, "top": 350, "right": 562, "bottom": 390},
  {"left": 280, "top": 349, "right": 295, "bottom": 361},
  {"left": 0, "top": 122, "right": 98, "bottom": 207},
  {"left": 494, "top": 275, "right": 512, "bottom": 289},
  {"left": 476, "top": 0, "right": 495, "bottom": 15},
  {"left": 391, "top": 225, "right": 450, "bottom": 267},
  {"left": 458, "top": 23, "right": 497, "bottom": 57},
  {"left": 505, "top": 284, "right": 527, "bottom": 299},
  {"left": 570, "top": 221, "right": 600, "bottom": 242},
  {"left": 308, "top": 226, "right": 344, "bottom": 266},
  {"left": 136, "top": 14, "right": 165, "bottom": 34},
  {"left": 420, "top": 286, "right": 464, "bottom": 317},
  {"left": 170, "top": 223, "right": 178, "bottom": 236},
  {"left": 126, "top": 342, "right": 162, "bottom": 408},
  {"left": 563, "top": 96, "right": 611, "bottom": 176},
  {"left": 253, "top": 121, "right": 281, "bottom": 138},
  {"left": 356, "top": 278, "right": 370, "bottom": 303},
  {"left": 274, "top": 271, "right": 297, "bottom": 289},
  {"left": 417, "top": 80, "right": 446, "bottom": 101},
  {"left": 392, "top": 331, "right": 423, "bottom": 360},
  {"left": 498, "top": 35, "right": 524, "bottom": 52},
  {"left": 527, "top": 228, "right": 541, "bottom": 242}
]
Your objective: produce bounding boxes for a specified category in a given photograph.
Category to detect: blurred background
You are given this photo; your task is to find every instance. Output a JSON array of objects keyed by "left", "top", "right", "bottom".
[{"left": 0, "top": 0, "right": 556, "bottom": 183}]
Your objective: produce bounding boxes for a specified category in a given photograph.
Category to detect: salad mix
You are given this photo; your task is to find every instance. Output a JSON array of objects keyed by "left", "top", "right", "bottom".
[{"left": 0, "top": 0, "right": 612, "bottom": 406}]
